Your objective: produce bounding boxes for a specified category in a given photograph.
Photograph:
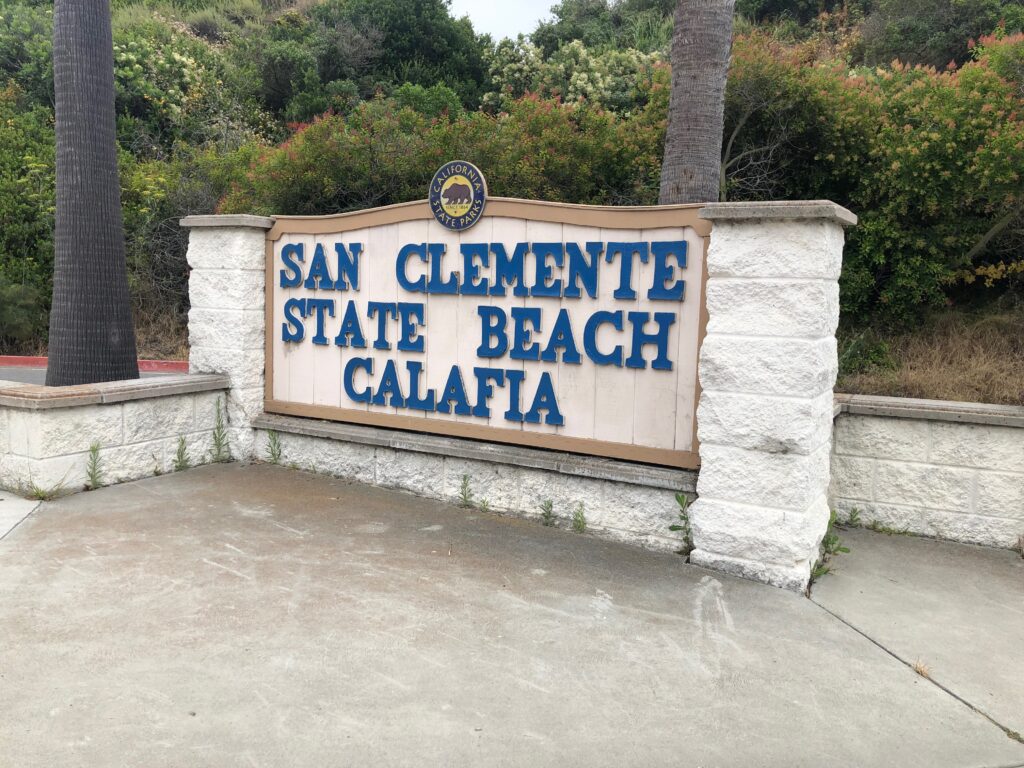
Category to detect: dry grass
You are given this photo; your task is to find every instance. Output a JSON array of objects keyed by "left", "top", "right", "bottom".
[
  {"left": 134, "top": 307, "right": 188, "bottom": 361},
  {"left": 1, "top": 307, "right": 188, "bottom": 361},
  {"left": 838, "top": 305, "right": 1024, "bottom": 406},
  {"left": 912, "top": 659, "right": 932, "bottom": 679}
]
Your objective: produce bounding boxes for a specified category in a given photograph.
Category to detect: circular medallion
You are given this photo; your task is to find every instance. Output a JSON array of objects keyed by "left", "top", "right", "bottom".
[{"left": 429, "top": 161, "right": 487, "bottom": 231}]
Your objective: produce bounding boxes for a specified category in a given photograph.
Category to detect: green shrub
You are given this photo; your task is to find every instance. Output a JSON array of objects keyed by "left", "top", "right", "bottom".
[
  {"left": 218, "top": 88, "right": 666, "bottom": 215},
  {"left": 0, "top": 278, "right": 43, "bottom": 343},
  {"left": 0, "top": 84, "right": 55, "bottom": 306}
]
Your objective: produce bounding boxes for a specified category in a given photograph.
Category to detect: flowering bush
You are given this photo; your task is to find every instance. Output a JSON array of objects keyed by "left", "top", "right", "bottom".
[{"left": 483, "top": 38, "right": 663, "bottom": 115}]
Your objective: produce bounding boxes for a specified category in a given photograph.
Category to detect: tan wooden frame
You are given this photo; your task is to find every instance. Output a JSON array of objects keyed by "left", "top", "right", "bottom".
[{"left": 264, "top": 197, "right": 710, "bottom": 469}]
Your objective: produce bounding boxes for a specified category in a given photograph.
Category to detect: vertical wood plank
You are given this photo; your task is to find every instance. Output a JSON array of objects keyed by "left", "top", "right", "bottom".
[
  {"left": 673, "top": 227, "right": 706, "bottom": 453},
  {"left": 422, "top": 220, "right": 461, "bottom": 423},
  {"left": 555, "top": 224, "right": 599, "bottom": 440},
  {"left": 485, "top": 217, "right": 527, "bottom": 432},
  {"left": 283, "top": 233, "right": 316, "bottom": 406},
  {"left": 523, "top": 219, "right": 563, "bottom": 436},
  {"left": 592, "top": 228, "right": 640, "bottom": 444},
  {"left": 631, "top": 226, "right": 684, "bottom": 450}
]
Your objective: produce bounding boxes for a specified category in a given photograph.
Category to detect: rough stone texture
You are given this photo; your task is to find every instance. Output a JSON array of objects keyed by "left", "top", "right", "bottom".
[
  {"left": 698, "top": 336, "right": 837, "bottom": 396},
  {"left": 833, "top": 414, "right": 931, "bottom": 462},
  {"left": 188, "top": 270, "right": 265, "bottom": 312},
  {"left": 830, "top": 412, "right": 1024, "bottom": 548},
  {"left": 444, "top": 457, "right": 524, "bottom": 511},
  {"left": 828, "top": 455, "right": 874, "bottom": 501},
  {"left": 928, "top": 421, "right": 1024, "bottom": 469},
  {"left": 122, "top": 397, "right": 195, "bottom": 444},
  {"left": 689, "top": 548, "right": 811, "bottom": 592},
  {"left": 255, "top": 414, "right": 695, "bottom": 492},
  {"left": 698, "top": 444, "right": 831, "bottom": 510},
  {"left": 705, "top": 280, "right": 839, "bottom": 339},
  {"left": 184, "top": 223, "right": 267, "bottom": 459},
  {"left": 0, "top": 391, "right": 229, "bottom": 496},
  {"left": 8, "top": 404, "right": 125, "bottom": 458},
  {"left": 694, "top": 220, "right": 845, "bottom": 279},
  {"left": 178, "top": 224, "right": 269, "bottom": 270},
  {"left": 188, "top": 309, "right": 265, "bottom": 350},
  {"left": 692, "top": 215, "right": 847, "bottom": 591},
  {"left": 254, "top": 428, "right": 690, "bottom": 554},
  {"left": 691, "top": 496, "right": 830, "bottom": 563},
  {"left": 873, "top": 461, "right": 974, "bottom": 509},
  {"left": 697, "top": 390, "right": 835, "bottom": 454},
  {"left": 189, "top": 347, "right": 264, "bottom": 391}
]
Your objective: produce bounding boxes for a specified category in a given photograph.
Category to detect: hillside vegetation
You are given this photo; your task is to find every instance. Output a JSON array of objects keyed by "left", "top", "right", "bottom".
[{"left": 0, "top": 0, "right": 1021, "bottom": 402}]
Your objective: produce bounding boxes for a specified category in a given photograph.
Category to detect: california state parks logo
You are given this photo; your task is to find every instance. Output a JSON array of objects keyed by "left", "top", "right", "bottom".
[{"left": 429, "top": 161, "right": 487, "bottom": 231}]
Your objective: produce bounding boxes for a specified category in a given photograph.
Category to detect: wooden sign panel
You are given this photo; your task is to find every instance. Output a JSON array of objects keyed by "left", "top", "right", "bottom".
[{"left": 264, "top": 197, "right": 709, "bottom": 468}]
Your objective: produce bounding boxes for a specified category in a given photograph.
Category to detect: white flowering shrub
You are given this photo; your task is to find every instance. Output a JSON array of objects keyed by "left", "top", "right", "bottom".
[{"left": 483, "top": 38, "right": 663, "bottom": 115}]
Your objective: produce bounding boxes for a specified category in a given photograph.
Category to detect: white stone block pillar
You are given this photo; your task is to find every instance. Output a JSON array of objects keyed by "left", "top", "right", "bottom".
[
  {"left": 690, "top": 201, "right": 857, "bottom": 591},
  {"left": 180, "top": 214, "right": 274, "bottom": 460}
]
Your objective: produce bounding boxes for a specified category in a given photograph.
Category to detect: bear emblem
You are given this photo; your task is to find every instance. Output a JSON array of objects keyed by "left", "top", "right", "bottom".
[{"left": 443, "top": 182, "right": 472, "bottom": 206}]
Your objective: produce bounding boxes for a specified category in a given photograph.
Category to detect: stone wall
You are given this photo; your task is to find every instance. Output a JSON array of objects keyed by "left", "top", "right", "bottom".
[
  {"left": 182, "top": 214, "right": 273, "bottom": 461},
  {"left": 831, "top": 396, "right": 1024, "bottom": 549},
  {"left": 0, "top": 375, "right": 230, "bottom": 494},
  {"left": 254, "top": 414, "right": 697, "bottom": 552},
  {"left": 687, "top": 202, "right": 856, "bottom": 591}
]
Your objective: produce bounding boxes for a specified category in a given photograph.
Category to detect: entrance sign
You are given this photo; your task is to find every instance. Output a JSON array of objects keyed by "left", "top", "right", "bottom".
[{"left": 264, "top": 194, "right": 709, "bottom": 468}]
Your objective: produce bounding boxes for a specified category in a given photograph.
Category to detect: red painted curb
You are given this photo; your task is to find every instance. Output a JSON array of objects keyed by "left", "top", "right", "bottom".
[{"left": 0, "top": 356, "right": 188, "bottom": 373}]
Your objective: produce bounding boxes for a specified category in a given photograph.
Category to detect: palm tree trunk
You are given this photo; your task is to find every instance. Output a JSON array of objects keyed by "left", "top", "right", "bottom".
[
  {"left": 46, "top": 0, "right": 138, "bottom": 386},
  {"left": 659, "top": 0, "right": 736, "bottom": 204}
]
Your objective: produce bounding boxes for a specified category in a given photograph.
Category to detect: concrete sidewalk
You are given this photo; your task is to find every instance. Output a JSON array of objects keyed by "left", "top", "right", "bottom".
[
  {"left": 812, "top": 528, "right": 1024, "bottom": 742},
  {"left": 0, "top": 464, "right": 1021, "bottom": 767}
]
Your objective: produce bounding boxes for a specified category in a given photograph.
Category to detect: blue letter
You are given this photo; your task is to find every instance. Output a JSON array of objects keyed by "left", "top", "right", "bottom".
[
  {"left": 437, "top": 366, "right": 472, "bottom": 416},
  {"left": 335, "top": 242, "right": 361, "bottom": 290},
  {"left": 304, "top": 243, "right": 335, "bottom": 291},
  {"left": 648, "top": 241, "right": 686, "bottom": 301},
  {"left": 510, "top": 307, "right": 542, "bottom": 361},
  {"left": 397, "top": 243, "right": 428, "bottom": 293},
  {"left": 472, "top": 367, "right": 506, "bottom": 419},
  {"left": 371, "top": 359, "right": 406, "bottom": 408},
  {"left": 367, "top": 302, "right": 397, "bottom": 350},
  {"left": 396, "top": 302, "right": 425, "bottom": 353},
  {"left": 504, "top": 369, "right": 526, "bottom": 422},
  {"left": 489, "top": 242, "right": 530, "bottom": 297},
  {"left": 405, "top": 361, "right": 436, "bottom": 412},
  {"left": 279, "top": 243, "right": 303, "bottom": 288},
  {"left": 428, "top": 243, "right": 458, "bottom": 294},
  {"left": 605, "top": 242, "right": 649, "bottom": 300},
  {"left": 460, "top": 244, "right": 490, "bottom": 296},
  {"left": 540, "top": 308, "right": 581, "bottom": 364},
  {"left": 334, "top": 300, "right": 366, "bottom": 348},
  {"left": 477, "top": 306, "right": 508, "bottom": 358},
  {"left": 344, "top": 357, "right": 373, "bottom": 403},
  {"left": 531, "top": 243, "right": 563, "bottom": 297},
  {"left": 282, "top": 298, "right": 306, "bottom": 343},
  {"left": 564, "top": 242, "right": 601, "bottom": 299},
  {"left": 626, "top": 311, "right": 675, "bottom": 370},
  {"left": 305, "top": 298, "right": 335, "bottom": 345},
  {"left": 583, "top": 310, "right": 623, "bottom": 366},
  {"left": 524, "top": 372, "right": 563, "bottom": 426}
]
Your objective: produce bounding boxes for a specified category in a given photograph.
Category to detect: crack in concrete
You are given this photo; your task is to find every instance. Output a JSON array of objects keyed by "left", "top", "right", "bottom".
[
  {"left": 0, "top": 500, "right": 40, "bottom": 541},
  {"left": 810, "top": 598, "right": 1024, "bottom": 750}
]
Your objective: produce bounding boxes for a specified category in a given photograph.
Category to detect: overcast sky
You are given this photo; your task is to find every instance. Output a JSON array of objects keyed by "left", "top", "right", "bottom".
[{"left": 449, "top": 0, "right": 554, "bottom": 40}]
